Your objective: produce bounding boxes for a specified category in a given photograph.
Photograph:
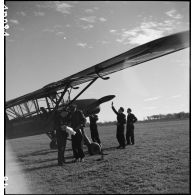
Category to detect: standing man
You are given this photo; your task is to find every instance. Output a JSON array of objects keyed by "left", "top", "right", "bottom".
[
  {"left": 126, "top": 108, "right": 137, "bottom": 145},
  {"left": 89, "top": 114, "right": 101, "bottom": 146},
  {"left": 111, "top": 102, "right": 126, "bottom": 149},
  {"left": 70, "top": 104, "right": 86, "bottom": 162},
  {"left": 54, "top": 110, "right": 69, "bottom": 166}
]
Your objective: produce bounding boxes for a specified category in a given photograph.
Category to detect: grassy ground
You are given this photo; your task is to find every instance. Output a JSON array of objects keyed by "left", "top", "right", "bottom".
[{"left": 5, "top": 119, "right": 190, "bottom": 194}]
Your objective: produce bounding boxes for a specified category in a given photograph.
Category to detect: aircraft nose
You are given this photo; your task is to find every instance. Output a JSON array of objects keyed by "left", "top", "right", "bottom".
[{"left": 83, "top": 95, "right": 115, "bottom": 117}]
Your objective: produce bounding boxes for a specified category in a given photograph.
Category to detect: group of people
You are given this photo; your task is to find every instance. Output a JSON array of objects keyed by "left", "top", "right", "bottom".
[
  {"left": 53, "top": 101, "right": 137, "bottom": 166},
  {"left": 111, "top": 102, "right": 137, "bottom": 149},
  {"left": 88, "top": 102, "right": 137, "bottom": 150},
  {"left": 54, "top": 104, "right": 86, "bottom": 166}
]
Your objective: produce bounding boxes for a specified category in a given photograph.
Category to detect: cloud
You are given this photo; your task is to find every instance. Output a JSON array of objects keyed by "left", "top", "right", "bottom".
[
  {"left": 167, "top": 94, "right": 182, "bottom": 99},
  {"left": 56, "top": 31, "right": 65, "bottom": 36},
  {"left": 43, "top": 25, "right": 68, "bottom": 39},
  {"left": 54, "top": 2, "right": 73, "bottom": 14},
  {"left": 93, "top": 7, "right": 99, "bottom": 10},
  {"left": 110, "top": 19, "right": 177, "bottom": 45},
  {"left": 9, "top": 19, "right": 19, "bottom": 25},
  {"left": 110, "top": 29, "right": 117, "bottom": 33},
  {"left": 34, "top": 11, "right": 45, "bottom": 16},
  {"left": 80, "top": 16, "right": 107, "bottom": 24},
  {"left": 43, "top": 28, "right": 67, "bottom": 39},
  {"left": 36, "top": 2, "right": 73, "bottom": 14},
  {"left": 99, "top": 17, "right": 107, "bottom": 22},
  {"left": 80, "top": 16, "right": 96, "bottom": 23},
  {"left": 144, "top": 96, "right": 161, "bottom": 102},
  {"left": 166, "top": 9, "right": 183, "bottom": 19},
  {"left": 85, "top": 9, "right": 94, "bottom": 13},
  {"left": 97, "top": 40, "right": 110, "bottom": 45},
  {"left": 56, "top": 31, "right": 67, "bottom": 40},
  {"left": 114, "top": 27, "right": 164, "bottom": 45},
  {"left": 128, "top": 29, "right": 164, "bottom": 45},
  {"left": 66, "top": 24, "right": 71, "bottom": 28},
  {"left": 80, "top": 24, "right": 94, "bottom": 30},
  {"left": 76, "top": 42, "right": 93, "bottom": 48},
  {"left": 77, "top": 42, "right": 87, "bottom": 48}
]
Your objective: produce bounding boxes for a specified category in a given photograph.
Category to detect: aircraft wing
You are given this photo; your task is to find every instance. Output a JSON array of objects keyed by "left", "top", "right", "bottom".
[{"left": 6, "top": 30, "right": 189, "bottom": 108}]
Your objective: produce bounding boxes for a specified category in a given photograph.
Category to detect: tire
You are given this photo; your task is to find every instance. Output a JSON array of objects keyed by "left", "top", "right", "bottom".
[
  {"left": 50, "top": 140, "right": 58, "bottom": 149},
  {"left": 88, "top": 142, "right": 101, "bottom": 155}
]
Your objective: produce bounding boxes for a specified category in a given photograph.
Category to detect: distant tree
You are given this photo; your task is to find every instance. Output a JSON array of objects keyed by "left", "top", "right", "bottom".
[
  {"left": 86, "top": 112, "right": 189, "bottom": 126},
  {"left": 144, "top": 112, "right": 189, "bottom": 122}
]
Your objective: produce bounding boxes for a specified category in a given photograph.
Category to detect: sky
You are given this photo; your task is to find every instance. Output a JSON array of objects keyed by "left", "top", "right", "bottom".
[{"left": 5, "top": 1, "right": 190, "bottom": 122}]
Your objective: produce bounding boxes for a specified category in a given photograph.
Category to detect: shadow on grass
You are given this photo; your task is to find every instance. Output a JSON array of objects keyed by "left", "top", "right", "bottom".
[
  {"left": 22, "top": 153, "right": 108, "bottom": 172},
  {"left": 22, "top": 163, "right": 62, "bottom": 172},
  {"left": 18, "top": 147, "right": 73, "bottom": 158},
  {"left": 19, "top": 145, "right": 119, "bottom": 172},
  {"left": 22, "top": 157, "right": 83, "bottom": 172},
  {"left": 17, "top": 139, "right": 120, "bottom": 159},
  {"left": 102, "top": 146, "right": 119, "bottom": 153},
  {"left": 18, "top": 149, "right": 57, "bottom": 158},
  {"left": 18, "top": 144, "right": 116, "bottom": 159}
]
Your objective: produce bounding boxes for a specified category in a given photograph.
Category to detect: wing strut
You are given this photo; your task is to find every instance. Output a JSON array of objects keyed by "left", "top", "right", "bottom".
[
  {"left": 53, "top": 83, "right": 70, "bottom": 112},
  {"left": 67, "top": 77, "right": 98, "bottom": 107}
]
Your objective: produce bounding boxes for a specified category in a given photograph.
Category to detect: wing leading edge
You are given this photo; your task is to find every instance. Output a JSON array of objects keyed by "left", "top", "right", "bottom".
[{"left": 6, "top": 31, "right": 189, "bottom": 108}]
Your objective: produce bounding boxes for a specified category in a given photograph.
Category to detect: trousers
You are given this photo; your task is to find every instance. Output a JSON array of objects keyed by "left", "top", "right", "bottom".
[
  {"left": 116, "top": 125, "right": 125, "bottom": 147},
  {"left": 56, "top": 130, "right": 67, "bottom": 164},
  {"left": 71, "top": 129, "right": 85, "bottom": 159},
  {"left": 90, "top": 125, "right": 101, "bottom": 144},
  {"left": 126, "top": 124, "right": 135, "bottom": 145}
]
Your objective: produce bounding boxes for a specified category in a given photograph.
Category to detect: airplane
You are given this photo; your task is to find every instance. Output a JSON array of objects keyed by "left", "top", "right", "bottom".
[{"left": 5, "top": 30, "right": 189, "bottom": 155}]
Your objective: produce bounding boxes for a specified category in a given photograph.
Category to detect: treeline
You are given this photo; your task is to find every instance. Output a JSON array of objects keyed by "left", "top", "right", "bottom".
[
  {"left": 144, "top": 112, "right": 189, "bottom": 121},
  {"left": 85, "top": 112, "right": 189, "bottom": 127},
  {"left": 86, "top": 121, "right": 116, "bottom": 127}
]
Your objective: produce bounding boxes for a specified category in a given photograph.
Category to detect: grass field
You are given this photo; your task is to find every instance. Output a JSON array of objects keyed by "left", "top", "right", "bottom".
[{"left": 5, "top": 119, "right": 190, "bottom": 194}]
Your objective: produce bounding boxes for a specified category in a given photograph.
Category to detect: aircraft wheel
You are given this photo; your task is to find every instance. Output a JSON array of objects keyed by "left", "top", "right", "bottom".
[
  {"left": 88, "top": 142, "right": 101, "bottom": 155},
  {"left": 50, "top": 140, "right": 57, "bottom": 149}
]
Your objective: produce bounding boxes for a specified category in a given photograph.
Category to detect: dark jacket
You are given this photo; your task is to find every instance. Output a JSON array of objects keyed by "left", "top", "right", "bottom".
[
  {"left": 53, "top": 111, "right": 68, "bottom": 138},
  {"left": 53, "top": 111, "right": 62, "bottom": 131},
  {"left": 112, "top": 106, "right": 126, "bottom": 126},
  {"left": 70, "top": 110, "right": 86, "bottom": 130},
  {"left": 127, "top": 113, "right": 137, "bottom": 124}
]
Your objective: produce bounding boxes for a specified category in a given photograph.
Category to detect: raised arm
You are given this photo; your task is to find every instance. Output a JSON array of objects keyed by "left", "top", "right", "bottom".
[{"left": 111, "top": 102, "right": 118, "bottom": 115}]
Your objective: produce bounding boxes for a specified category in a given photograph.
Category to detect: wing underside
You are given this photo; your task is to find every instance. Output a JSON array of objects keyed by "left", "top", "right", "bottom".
[{"left": 6, "top": 31, "right": 189, "bottom": 108}]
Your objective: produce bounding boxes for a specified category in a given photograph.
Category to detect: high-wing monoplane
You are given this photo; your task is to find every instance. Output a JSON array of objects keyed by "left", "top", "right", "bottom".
[{"left": 6, "top": 31, "right": 189, "bottom": 154}]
